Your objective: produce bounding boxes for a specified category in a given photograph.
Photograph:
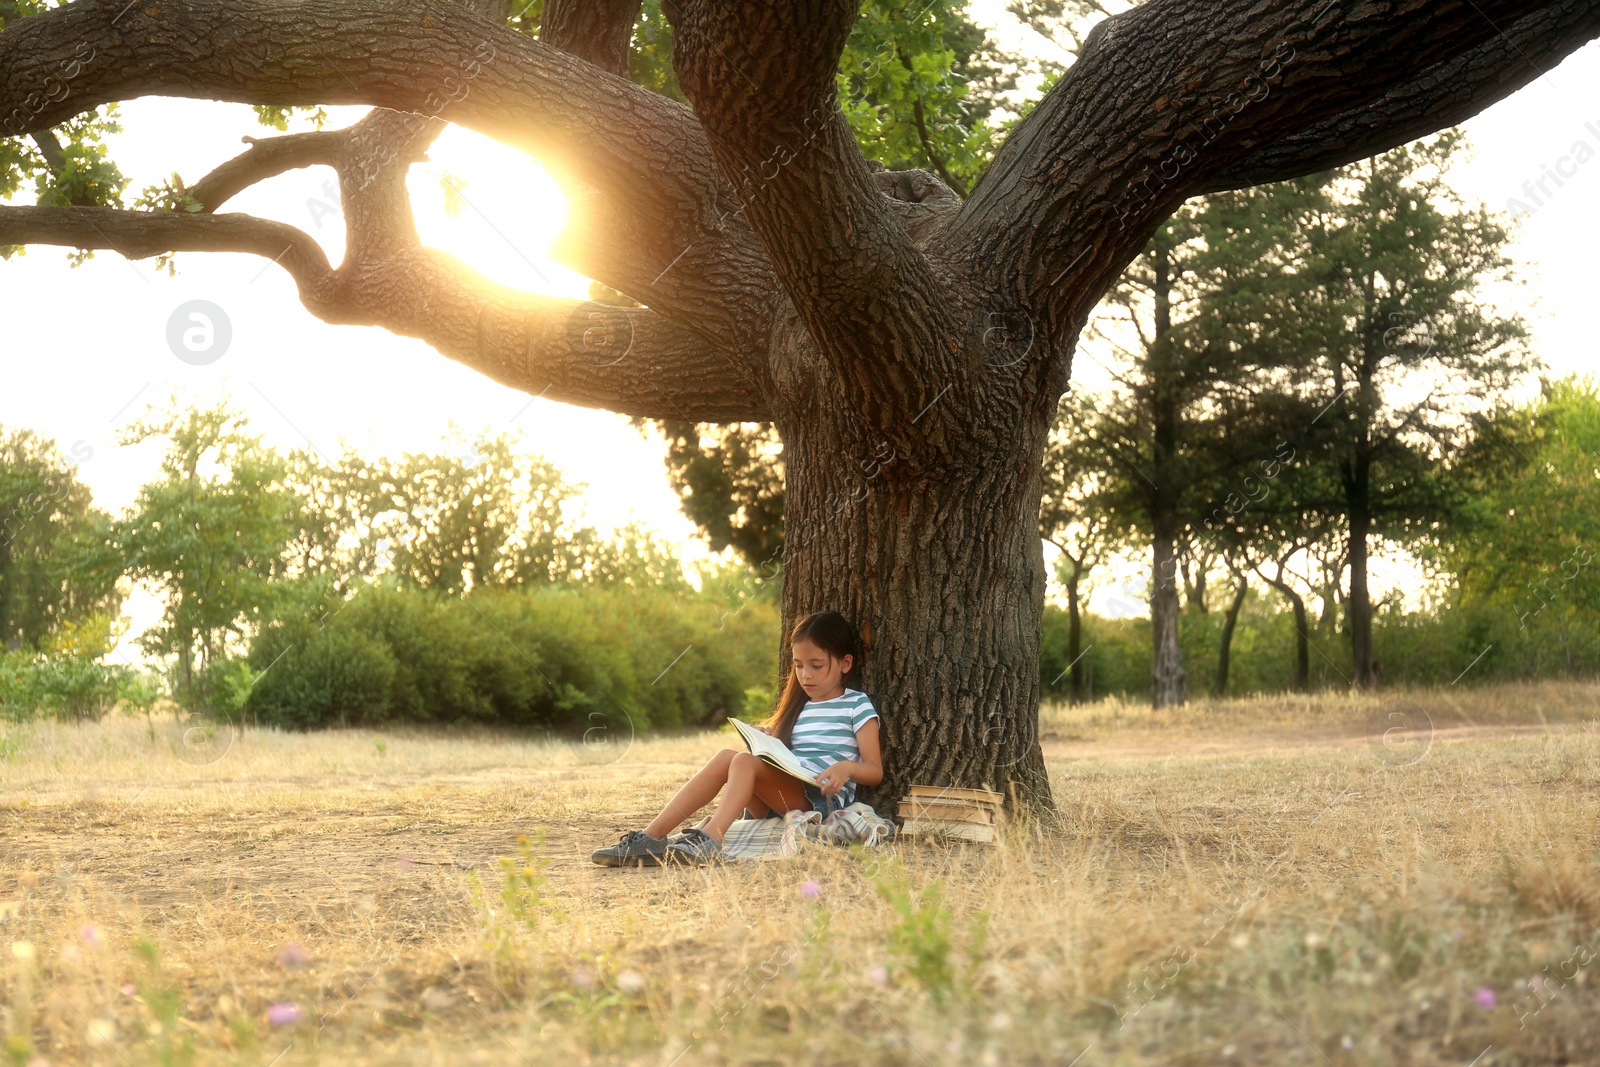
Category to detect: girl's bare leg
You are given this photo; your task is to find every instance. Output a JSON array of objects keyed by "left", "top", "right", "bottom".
[
  {"left": 642, "top": 749, "right": 738, "bottom": 840},
  {"left": 702, "top": 753, "right": 811, "bottom": 843}
]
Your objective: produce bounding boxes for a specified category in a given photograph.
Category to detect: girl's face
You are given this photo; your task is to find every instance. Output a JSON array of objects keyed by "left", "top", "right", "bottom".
[{"left": 792, "top": 637, "right": 852, "bottom": 701}]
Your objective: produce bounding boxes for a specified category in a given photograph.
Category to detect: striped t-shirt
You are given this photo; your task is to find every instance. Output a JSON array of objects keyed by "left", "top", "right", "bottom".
[{"left": 789, "top": 689, "right": 879, "bottom": 801}]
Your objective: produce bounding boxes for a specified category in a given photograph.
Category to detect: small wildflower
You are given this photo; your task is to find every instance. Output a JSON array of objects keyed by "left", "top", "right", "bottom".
[
  {"left": 616, "top": 970, "right": 646, "bottom": 995},
  {"left": 119, "top": 983, "right": 136, "bottom": 997},
  {"left": 1340, "top": 1035, "right": 1354, "bottom": 1050},
  {"left": 868, "top": 964, "right": 889, "bottom": 987},
  {"left": 1303, "top": 931, "right": 1326, "bottom": 949},
  {"left": 275, "top": 943, "right": 309, "bottom": 970},
  {"left": 266, "top": 1001, "right": 303, "bottom": 1027},
  {"left": 80, "top": 924, "right": 102, "bottom": 947},
  {"left": 799, "top": 880, "right": 822, "bottom": 899},
  {"left": 1475, "top": 987, "right": 1496, "bottom": 1009},
  {"left": 571, "top": 967, "right": 596, "bottom": 991}
]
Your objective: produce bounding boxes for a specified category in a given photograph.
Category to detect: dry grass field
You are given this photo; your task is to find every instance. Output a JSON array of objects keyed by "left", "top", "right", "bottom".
[{"left": 3, "top": 681, "right": 1599, "bottom": 1066}]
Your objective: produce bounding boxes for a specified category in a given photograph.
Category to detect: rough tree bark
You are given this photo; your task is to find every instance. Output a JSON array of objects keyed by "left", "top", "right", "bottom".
[{"left": 3, "top": 0, "right": 1597, "bottom": 815}]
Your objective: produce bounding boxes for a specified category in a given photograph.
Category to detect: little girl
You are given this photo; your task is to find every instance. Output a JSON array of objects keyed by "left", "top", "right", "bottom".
[{"left": 591, "top": 610, "right": 882, "bottom": 867}]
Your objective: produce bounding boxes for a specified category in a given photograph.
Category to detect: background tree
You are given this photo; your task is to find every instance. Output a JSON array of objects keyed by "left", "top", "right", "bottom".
[
  {"left": 1076, "top": 196, "right": 1311, "bottom": 707},
  {"left": 276, "top": 446, "right": 387, "bottom": 599},
  {"left": 4, "top": 0, "right": 1594, "bottom": 812},
  {"left": 640, "top": 421, "right": 785, "bottom": 572},
  {"left": 1203, "top": 520, "right": 1253, "bottom": 698},
  {"left": 116, "top": 400, "right": 298, "bottom": 710},
  {"left": 1039, "top": 407, "right": 1123, "bottom": 704},
  {"left": 0, "top": 428, "right": 120, "bottom": 651},
  {"left": 1435, "top": 376, "right": 1600, "bottom": 642},
  {"left": 1245, "top": 503, "right": 1339, "bottom": 693},
  {"left": 279, "top": 428, "right": 692, "bottom": 595},
  {"left": 364, "top": 431, "right": 590, "bottom": 594},
  {"left": 1231, "top": 135, "right": 1534, "bottom": 687}
]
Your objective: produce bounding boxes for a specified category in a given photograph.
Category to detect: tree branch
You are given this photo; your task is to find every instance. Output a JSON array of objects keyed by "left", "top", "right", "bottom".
[
  {"left": 1196, "top": 1, "right": 1600, "bottom": 193},
  {"left": 899, "top": 46, "right": 969, "bottom": 198},
  {"left": 369, "top": 246, "right": 771, "bottom": 422},
  {"left": 943, "top": 0, "right": 1599, "bottom": 358},
  {"left": 0, "top": 0, "right": 779, "bottom": 356},
  {"left": 0, "top": 202, "right": 767, "bottom": 422},
  {"left": 541, "top": 0, "right": 642, "bottom": 76},
  {"left": 187, "top": 131, "right": 343, "bottom": 211},
  {"left": 665, "top": 0, "right": 975, "bottom": 453}
]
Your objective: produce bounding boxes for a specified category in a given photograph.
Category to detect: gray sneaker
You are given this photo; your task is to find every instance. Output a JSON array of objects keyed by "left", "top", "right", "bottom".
[
  {"left": 591, "top": 829, "right": 672, "bottom": 867},
  {"left": 665, "top": 827, "right": 725, "bottom": 866}
]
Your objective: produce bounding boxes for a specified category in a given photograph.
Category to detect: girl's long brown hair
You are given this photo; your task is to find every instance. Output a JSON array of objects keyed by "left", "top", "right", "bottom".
[{"left": 763, "top": 611, "right": 865, "bottom": 746}]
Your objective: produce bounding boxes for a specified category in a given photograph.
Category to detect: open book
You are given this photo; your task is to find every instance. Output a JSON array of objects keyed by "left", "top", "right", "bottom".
[{"left": 728, "top": 717, "right": 821, "bottom": 786}]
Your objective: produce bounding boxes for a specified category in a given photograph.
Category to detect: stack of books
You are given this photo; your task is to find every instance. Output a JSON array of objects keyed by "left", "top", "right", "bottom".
[{"left": 897, "top": 785, "right": 1005, "bottom": 843}]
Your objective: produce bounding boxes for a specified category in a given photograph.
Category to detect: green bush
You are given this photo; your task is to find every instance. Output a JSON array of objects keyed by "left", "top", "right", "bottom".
[
  {"left": 0, "top": 650, "right": 44, "bottom": 719},
  {"left": 1042, "top": 590, "right": 1600, "bottom": 703},
  {"left": 196, "top": 657, "right": 262, "bottom": 719},
  {"left": 247, "top": 624, "right": 399, "bottom": 729},
  {"left": 31, "top": 654, "right": 131, "bottom": 720},
  {"left": 0, "top": 651, "right": 138, "bottom": 722},
  {"left": 243, "top": 579, "right": 779, "bottom": 732},
  {"left": 0, "top": 613, "right": 140, "bottom": 721}
]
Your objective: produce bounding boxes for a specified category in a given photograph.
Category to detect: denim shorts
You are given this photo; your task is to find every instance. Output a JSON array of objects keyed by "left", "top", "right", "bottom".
[
  {"left": 740, "top": 782, "right": 850, "bottom": 821},
  {"left": 803, "top": 781, "right": 850, "bottom": 818}
]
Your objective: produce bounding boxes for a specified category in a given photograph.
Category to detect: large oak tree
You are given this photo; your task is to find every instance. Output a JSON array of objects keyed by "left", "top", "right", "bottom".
[{"left": 2, "top": 0, "right": 1597, "bottom": 813}]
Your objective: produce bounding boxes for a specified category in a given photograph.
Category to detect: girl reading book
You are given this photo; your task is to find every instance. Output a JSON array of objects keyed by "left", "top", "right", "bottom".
[{"left": 591, "top": 610, "right": 882, "bottom": 867}]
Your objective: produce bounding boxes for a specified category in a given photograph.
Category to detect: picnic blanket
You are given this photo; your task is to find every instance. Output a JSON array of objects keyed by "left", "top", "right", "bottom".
[{"left": 719, "top": 801, "right": 896, "bottom": 861}]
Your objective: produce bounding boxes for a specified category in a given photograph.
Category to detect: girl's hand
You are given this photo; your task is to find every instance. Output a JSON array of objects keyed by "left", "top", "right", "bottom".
[
  {"left": 756, "top": 725, "right": 772, "bottom": 736},
  {"left": 817, "top": 762, "right": 855, "bottom": 796}
]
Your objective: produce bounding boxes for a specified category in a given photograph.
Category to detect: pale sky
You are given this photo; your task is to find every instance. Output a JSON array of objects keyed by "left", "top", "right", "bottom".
[{"left": 2, "top": 15, "right": 1597, "bottom": 655}]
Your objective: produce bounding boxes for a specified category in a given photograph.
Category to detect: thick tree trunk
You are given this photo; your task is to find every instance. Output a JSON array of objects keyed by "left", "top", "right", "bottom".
[
  {"left": 1211, "top": 576, "right": 1248, "bottom": 698},
  {"left": 771, "top": 321, "right": 1058, "bottom": 816}
]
